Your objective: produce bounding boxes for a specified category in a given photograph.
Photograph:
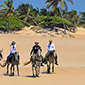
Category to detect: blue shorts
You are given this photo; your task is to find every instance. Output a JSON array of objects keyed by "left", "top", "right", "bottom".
[{"left": 9, "top": 53, "right": 13, "bottom": 59}]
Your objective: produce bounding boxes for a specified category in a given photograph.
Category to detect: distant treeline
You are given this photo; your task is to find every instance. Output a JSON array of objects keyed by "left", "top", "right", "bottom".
[{"left": 0, "top": 0, "right": 85, "bottom": 32}]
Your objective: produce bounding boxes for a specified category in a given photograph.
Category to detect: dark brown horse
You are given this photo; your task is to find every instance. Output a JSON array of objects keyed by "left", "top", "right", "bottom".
[{"left": 0, "top": 52, "right": 20, "bottom": 76}]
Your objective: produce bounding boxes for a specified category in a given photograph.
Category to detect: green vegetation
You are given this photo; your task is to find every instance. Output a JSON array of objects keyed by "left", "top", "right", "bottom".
[
  {"left": 0, "top": 16, "right": 30, "bottom": 31},
  {"left": 39, "top": 16, "right": 73, "bottom": 27},
  {"left": 0, "top": 0, "right": 85, "bottom": 33}
]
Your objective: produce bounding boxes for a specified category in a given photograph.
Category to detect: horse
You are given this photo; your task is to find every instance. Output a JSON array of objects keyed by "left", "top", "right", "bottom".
[
  {"left": 0, "top": 49, "right": 3, "bottom": 60},
  {"left": 46, "top": 51, "right": 54, "bottom": 73},
  {"left": 24, "top": 49, "right": 42, "bottom": 77},
  {"left": 32, "top": 49, "right": 42, "bottom": 77},
  {"left": 0, "top": 52, "right": 20, "bottom": 76}
]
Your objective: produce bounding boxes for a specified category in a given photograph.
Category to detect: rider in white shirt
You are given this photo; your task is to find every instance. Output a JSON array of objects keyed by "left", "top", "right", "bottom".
[
  {"left": 47, "top": 43, "right": 55, "bottom": 51},
  {"left": 9, "top": 41, "right": 16, "bottom": 59},
  {"left": 10, "top": 44, "right": 16, "bottom": 54},
  {"left": 45, "top": 40, "right": 58, "bottom": 65}
]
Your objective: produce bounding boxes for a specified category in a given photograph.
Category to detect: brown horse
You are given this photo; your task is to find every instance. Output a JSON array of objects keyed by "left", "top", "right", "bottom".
[
  {"left": 0, "top": 52, "right": 20, "bottom": 76},
  {"left": 47, "top": 51, "right": 54, "bottom": 73}
]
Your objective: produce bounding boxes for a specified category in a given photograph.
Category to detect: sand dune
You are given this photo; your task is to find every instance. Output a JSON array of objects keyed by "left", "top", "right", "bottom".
[
  {"left": 15, "top": 26, "right": 85, "bottom": 39},
  {"left": 0, "top": 27, "right": 85, "bottom": 85}
]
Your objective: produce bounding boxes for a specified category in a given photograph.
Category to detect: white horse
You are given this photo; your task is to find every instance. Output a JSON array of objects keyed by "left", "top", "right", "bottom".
[{"left": 24, "top": 49, "right": 42, "bottom": 77}]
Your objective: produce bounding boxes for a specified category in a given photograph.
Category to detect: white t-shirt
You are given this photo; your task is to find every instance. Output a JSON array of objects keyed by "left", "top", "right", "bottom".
[
  {"left": 47, "top": 43, "right": 55, "bottom": 51},
  {"left": 10, "top": 45, "right": 16, "bottom": 53}
]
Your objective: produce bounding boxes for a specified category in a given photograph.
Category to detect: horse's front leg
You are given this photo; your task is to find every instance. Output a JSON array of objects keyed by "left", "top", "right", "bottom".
[
  {"left": 52, "top": 61, "right": 54, "bottom": 73},
  {"left": 7, "top": 63, "right": 9, "bottom": 75},
  {"left": 17, "top": 64, "right": 19, "bottom": 76},
  {"left": 10, "top": 64, "right": 12, "bottom": 74},
  {"left": 13, "top": 65, "right": 15, "bottom": 75},
  {"left": 9, "top": 64, "right": 14, "bottom": 76},
  {"left": 47, "top": 61, "right": 50, "bottom": 73},
  {"left": 32, "top": 64, "right": 35, "bottom": 76}
]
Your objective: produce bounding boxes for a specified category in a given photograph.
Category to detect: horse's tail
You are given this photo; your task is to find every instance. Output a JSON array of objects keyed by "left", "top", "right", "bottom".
[
  {"left": 24, "top": 60, "right": 31, "bottom": 66},
  {"left": 0, "top": 60, "right": 7, "bottom": 67}
]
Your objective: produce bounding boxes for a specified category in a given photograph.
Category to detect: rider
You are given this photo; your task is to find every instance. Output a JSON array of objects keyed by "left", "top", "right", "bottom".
[
  {"left": 30, "top": 42, "right": 44, "bottom": 66},
  {"left": 8, "top": 41, "right": 16, "bottom": 62},
  {"left": 44, "top": 40, "right": 58, "bottom": 65}
]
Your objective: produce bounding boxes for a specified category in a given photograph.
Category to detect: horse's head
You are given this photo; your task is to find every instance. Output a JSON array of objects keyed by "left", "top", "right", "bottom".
[
  {"left": 49, "top": 51, "right": 54, "bottom": 57},
  {"left": 34, "top": 49, "right": 41, "bottom": 61},
  {"left": 0, "top": 49, "right": 3, "bottom": 60},
  {"left": 15, "top": 52, "right": 19, "bottom": 61},
  {"left": 37, "top": 49, "right": 41, "bottom": 57}
]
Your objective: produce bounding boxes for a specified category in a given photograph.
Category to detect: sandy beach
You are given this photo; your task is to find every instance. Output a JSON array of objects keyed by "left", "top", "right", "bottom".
[{"left": 0, "top": 27, "right": 85, "bottom": 85}]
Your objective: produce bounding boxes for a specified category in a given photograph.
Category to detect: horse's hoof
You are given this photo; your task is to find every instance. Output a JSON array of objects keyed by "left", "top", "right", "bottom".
[
  {"left": 18, "top": 74, "right": 19, "bottom": 76},
  {"left": 9, "top": 72, "right": 14, "bottom": 76},
  {"left": 52, "top": 72, "right": 55, "bottom": 74},
  {"left": 4, "top": 73, "right": 9, "bottom": 76},
  {"left": 47, "top": 71, "right": 50, "bottom": 73},
  {"left": 36, "top": 74, "right": 38, "bottom": 77},
  {"left": 33, "top": 75, "right": 35, "bottom": 77},
  {"left": 36, "top": 74, "right": 40, "bottom": 77}
]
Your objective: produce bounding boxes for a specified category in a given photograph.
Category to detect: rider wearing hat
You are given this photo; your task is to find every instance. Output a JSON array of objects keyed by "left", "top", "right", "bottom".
[
  {"left": 9, "top": 41, "right": 16, "bottom": 61},
  {"left": 44, "top": 40, "right": 58, "bottom": 65},
  {"left": 30, "top": 42, "right": 44, "bottom": 66}
]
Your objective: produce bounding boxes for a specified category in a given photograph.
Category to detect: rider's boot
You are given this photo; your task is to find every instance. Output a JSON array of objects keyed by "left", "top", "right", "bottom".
[
  {"left": 55, "top": 55, "right": 58, "bottom": 65},
  {"left": 40, "top": 55, "right": 44, "bottom": 66},
  {"left": 55, "top": 61, "right": 58, "bottom": 65},
  {"left": 43, "top": 57, "right": 47, "bottom": 64}
]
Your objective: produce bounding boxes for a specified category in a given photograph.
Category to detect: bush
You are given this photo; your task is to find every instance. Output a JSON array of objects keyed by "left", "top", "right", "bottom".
[
  {"left": 38, "top": 16, "right": 73, "bottom": 28},
  {"left": 0, "top": 16, "right": 30, "bottom": 31}
]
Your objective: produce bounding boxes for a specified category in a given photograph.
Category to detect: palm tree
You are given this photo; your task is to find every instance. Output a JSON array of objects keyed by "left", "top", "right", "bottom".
[
  {"left": 45, "top": 0, "right": 73, "bottom": 34},
  {"left": 45, "top": 8, "right": 61, "bottom": 16},
  {"left": 15, "top": 3, "right": 38, "bottom": 25},
  {"left": 40, "top": 8, "right": 48, "bottom": 16},
  {"left": 79, "top": 12, "right": 85, "bottom": 26},
  {"left": 64, "top": 10, "right": 79, "bottom": 27},
  {"left": 0, "top": 0, "right": 14, "bottom": 31}
]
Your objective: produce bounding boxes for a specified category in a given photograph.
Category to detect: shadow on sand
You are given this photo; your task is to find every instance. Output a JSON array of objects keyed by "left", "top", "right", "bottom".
[
  {"left": 3, "top": 73, "right": 14, "bottom": 77},
  {"left": 25, "top": 75, "right": 40, "bottom": 78},
  {"left": 41, "top": 71, "right": 52, "bottom": 74}
]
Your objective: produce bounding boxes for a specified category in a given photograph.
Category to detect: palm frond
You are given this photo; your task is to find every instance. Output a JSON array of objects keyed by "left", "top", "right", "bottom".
[
  {"left": 52, "top": 1, "right": 59, "bottom": 12},
  {"left": 64, "top": 1, "right": 68, "bottom": 11},
  {"left": 19, "top": 15, "right": 25, "bottom": 19},
  {"left": 11, "top": 6, "right": 14, "bottom": 11},
  {"left": 60, "top": 0, "right": 64, "bottom": 9},
  {"left": 45, "top": 0, "right": 53, "bottom": 4},
  {"left": 0, "top": 5, "right": 7, "bottom": 9},
  {"left": 46, "top": 1, "right": 55, "bottom": 9},
  {"left": 4, "top": 1, "right": 8, "bottom": 5},
  {"left": 67, "top": 0, "right": 73, "bottom": 5}
]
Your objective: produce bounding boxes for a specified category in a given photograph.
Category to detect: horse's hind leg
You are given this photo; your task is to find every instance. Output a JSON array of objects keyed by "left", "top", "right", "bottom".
[
  {"left": 35, "top": 62, "right": 40, "bottom": 77},
  {"left": 7, "top": 64, "right": 9, "bottom": 75},
  {"left": 17, "top": 65, "right": 19, "bottom": 76}
]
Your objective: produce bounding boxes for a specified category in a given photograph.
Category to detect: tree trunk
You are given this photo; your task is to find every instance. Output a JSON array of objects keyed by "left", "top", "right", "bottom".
[
  {"left": 60, "top": 8, "right": 66, "bottom": 34},
  {"left": 8, "top": 17, "right": 10, "bottom": 32}
]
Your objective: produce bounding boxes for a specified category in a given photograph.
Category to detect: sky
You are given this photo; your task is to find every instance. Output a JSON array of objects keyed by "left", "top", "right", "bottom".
[{"left": 0, "top": 0, "right": 85, "bottom": 14}]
